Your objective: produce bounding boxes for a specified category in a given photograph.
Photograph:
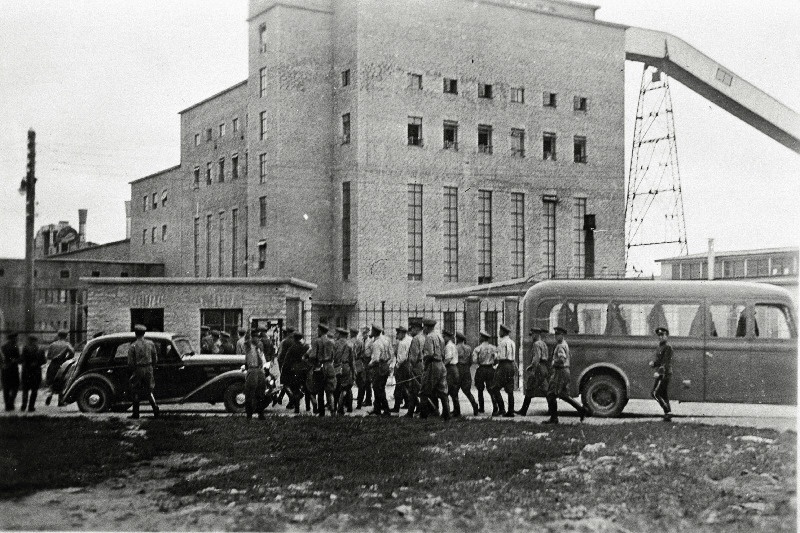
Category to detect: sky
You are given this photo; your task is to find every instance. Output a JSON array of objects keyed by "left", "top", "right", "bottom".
[{"left": 0, "top": 0, "right": 798, "bottom": 275}]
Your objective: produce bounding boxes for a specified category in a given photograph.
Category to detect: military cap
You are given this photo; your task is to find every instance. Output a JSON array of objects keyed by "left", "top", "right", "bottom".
[
  {"left": 479, "top": 330, "right": 491, "bottom": 338},
  {"left": 530, "top": 327, "right": 546, "bottom": 334},
  {"left": 200, "top": 326, "right": 210, "bottom": 332},
  {"left": 57, "top": 329, "right": 69, "bottom": 337},
  {"left": 395, "top": 325, "right": 408, "bottom": 333},
  {"left": 554, "top": 326, "right": 568, "bottom": 335},
  {"left": 371, "top": 323, "right": 383, "bottom": 333},
  {"left": 285, "top": 326, "right": 295, "bottom": 334},
  {"left": 655, "top": 326, "right": 669, "bottom": 336},
  {"left": 349, "top": 327, "right": 360, "bottom": 335},
  {"left": 317, "top": 323, "right": 329, "bottom": 332},
  {"left": 92, "top": 331, "right": 105, "bottom": 339},
  {"left": 422, "top": 318, "right": 437, "bottom": 327},
  {"left": 456, "top": 332, "right": 466, "bottom": 341},
  {"left": 336, "top": 327, "right": 349, "bottom": 335},
  {"left": 293, "top": 330, "right": 304, "bottom": 338},
  {"left": 499, "top": 324, "right": 511, "bottom": 334},
  {"left": 238, "top": 327, "right": 247, "bottom": 335},
  {"left": 221, "top": 331, "right": 231, "bottom": 338},
  {"left": 211, "top": 329, "right": 220, "bottom": 336},
  {"left": 7, "top": 332, "right": 18, "bottom": 339},
  {"left": 442, "top": 329, "right": 454, "bottom": 338},
  {"left": 28, "top": 335, "right": 38, "bottom": 342},
  {"left": 133, "top": 324, "right": 147, "bottom": 333},
  {"left": 408, "top": 320, "right": 422, "bottom": 329}
]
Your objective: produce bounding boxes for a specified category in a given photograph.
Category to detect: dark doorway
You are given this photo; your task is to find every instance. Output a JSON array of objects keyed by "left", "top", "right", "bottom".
[
  {"left": 130, "top": 308, "right": 165, "bottom": 333},
  {"left": 584, "top": 214, "right": 596, "bottom": 279}
]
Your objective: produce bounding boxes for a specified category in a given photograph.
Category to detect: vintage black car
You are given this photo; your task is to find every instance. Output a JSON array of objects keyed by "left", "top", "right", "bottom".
[{"left": 55, "top": 332, "right": 256, "bottom": 413}]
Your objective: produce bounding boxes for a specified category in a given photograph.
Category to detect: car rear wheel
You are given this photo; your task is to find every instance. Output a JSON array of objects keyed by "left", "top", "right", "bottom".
[
  {"left": 581, "top": 374, "right": 626, "bottom": 418},
  {"left": 76, "top": 382, "right": 113, "bottom": 413},
  {"left": 223, "top": 381, "right": 246, "bottom": 414}
]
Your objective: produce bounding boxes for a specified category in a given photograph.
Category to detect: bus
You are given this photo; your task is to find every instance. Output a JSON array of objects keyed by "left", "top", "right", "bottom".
[{"left": 521, "top": 279, "right": 797, "bottom": 417}]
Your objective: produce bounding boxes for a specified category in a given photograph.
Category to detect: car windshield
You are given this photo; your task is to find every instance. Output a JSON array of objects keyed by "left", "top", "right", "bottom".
[{"left": 174, "top": 338, "right": 194, "bottom": 356}]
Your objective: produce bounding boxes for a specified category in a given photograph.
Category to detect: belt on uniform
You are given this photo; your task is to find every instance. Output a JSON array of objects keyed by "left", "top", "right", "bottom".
[
  {"left": 497, "top": 359, "right": 514, "bottom": 364},
  {"left": 445, "top": 363, "right": 457, "bottom": 367},
  {"left": 479, "top": 364, "right": 493, "bottom": 367}
]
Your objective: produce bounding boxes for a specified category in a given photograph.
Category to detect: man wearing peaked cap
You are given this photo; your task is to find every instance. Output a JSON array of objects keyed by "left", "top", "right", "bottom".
[
  {"left": 544, "top": 325, "right": 590, "bottom": 424},
  {"left": 127, "top": 324, "right": 159, "bottom": 419},
  {"left": 44, "top": 328, "right": 74, "bottom": 406},
  {"left": 1, "top": 332, "right": 21, "bottom": 411},
  {"left": 210, "top": 330, "right": 222, "bottom": 354},
  {"left": 650, "top": 326, "right": 673, "bottom": 421},
  {"left": 236, "top": 327, "right": 247, "bottom": 355},
  {"left": 391, "top": 325, "right": 411, "bottom": 413},
  {"left": 367, "top": 323, "right": 392, "bottom": 416},
  {"left": 420, "top": 318, "right": 449, "bottom": 420},
  {"left": 442, "top": 330, "right": 462, "bottom": 417},
  {"left": 333, "top": 327, "right": 355, "bottom": 414},
  {"left": 422, "top": 318, "right": 437, "bottom": 327},
  {"left": 275, "top": 326, "right": 297, "bottom": 407},
  {"left": 404, "top": 320, "right": 425, "bottom": 417},
  {"left": 490, "top": 324, "right": 517, "bottom": 417},
  {"left": 454, "top": 332, "right": 479, "bottom": 416},
  {"left": 309, "top": 323, "right": 336, "bottom": 416},
  {"left": 200, "top": 326, "right": 213, "bottom": 354},
  {"left": 471, "top": 330, "right": 498, "bottom": 414},
  {"left": 517, "top": 327, "right": 550, "bottom": 416}
]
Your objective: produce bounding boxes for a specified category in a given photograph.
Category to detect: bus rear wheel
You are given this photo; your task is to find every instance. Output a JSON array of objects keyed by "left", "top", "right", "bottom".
[{"left": 582, "top": 374, "right": 626, "bottom": 417}]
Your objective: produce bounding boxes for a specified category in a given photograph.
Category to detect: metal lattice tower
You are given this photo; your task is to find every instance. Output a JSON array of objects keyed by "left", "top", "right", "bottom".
[{"left": 625, "top": 66, "right": 688, "bottom": 276}]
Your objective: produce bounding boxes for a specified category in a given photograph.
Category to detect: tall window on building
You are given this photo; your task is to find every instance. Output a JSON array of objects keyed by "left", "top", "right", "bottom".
[
  {"left": 162, "top": 190, "right": 167, "bottom": 207},
  {"left": 260, "top": 111, "right": 267, "bottom": 140},
  {"left": 543, "top": 132, "right": 557, "bottom": 160},
  {"left": 259, "top": 23, "right": 267, "bottom": 52},
  {"left": 443, "top": 311, "right": 456, "bottom": 336},
  {"left": 142, "top": 229, "right": 147, "bottom": 246},
  {"left": 443, "top": 121, "right": 458, "bottom": 150},
  {"left": 219, "top": 123, "right": 225, "bottom": 137},
  {"left": 342, "top": 182, "right": 351, "bottom": 281},
  {"left": 194, "top": 133, "right": 200, "bottom": 146},
  {"left": 511, "top": 128, "right": 525, "bottom": 157},
  {"left": 232, "top": 154, "right": 239, "bottom": 180},
  {"left": 259, "top": 196, "right": 267, "bottom": 227},
  {"left": 218, "top": 158, "right": 225, "bottom": 182},
  {"left": 193, "top": 167, "right": 200, "bottom": 188},
  {"left": 574, "top": 136, "right": 587, "bottom": 163},
  {"left": 341, "top": 69, "right": 350, "bottom": 87},
  {"left": 233, "top": 117, "right": 239, "bottom": 134},
  {"left": 205, "top": 215, "right": 212, "bottom": 278},
  {"left": 408, "top": 183, "right": 423, "bottom": 281},
  {"left": 193, "top": 216, "right": 200, "bottom": 278},
  {"left": 408, "top": 116, "right": 422, "bottom": 146},
  {"left": 511, "top": 193, "right": 525, "bottom": 278},
  {"left": 152, "top": 193, "right": 158, "bottom": 210},
  {"left": 259, "top": 67, "right": 267, "bottom": 98},
  {"left": 244, "top": 150, "right": 248, "bottom": 177},
  {"left": 341, "top": 113, "right": 351, "bottom": 144},
  {"left": 161, "top": 224, "right": 167, "bottom": 242},
  {"left": 573, "top": 198, "right": 586, "bottom": 278},
  {"left": 542, "top": 197, "right": 557, "bottom": 278},
  {"left": 443, "top": 186, "right": 459, "bottom": 282},
  {"left": 258, "top": 153, "right": 268, "bottom": 183},
  {"left": 206, "top": 162, "right": 212, "bottom": 185},
  {"left": 231, "top": 208, "right": 238, "bottom": 277},
  {"left": 478, "top": 125, "right": 493, "bottom": 154},
  {"left": 243, "top": 206, "right": 249, "bottom": 277},
  {"left": 478, "top": 190, "right": 492, "bottom": 284},
  {"left": 206, "top": 128, "right": 212, "bottom": 142},
  {"left": 151, "top": 227, "right": 156, "bottom": 244},
  {"left": 218, "top": 212, "right": 225, "bottom": 277},
  {"left": 142, "top": 195, "right": 148, "bottom": 212},
  {"left": 258, "top": 242, "right": 267, "bottom": 270}
]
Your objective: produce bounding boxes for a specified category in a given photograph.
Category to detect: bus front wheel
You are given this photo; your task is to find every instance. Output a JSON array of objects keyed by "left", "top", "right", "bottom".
[{"left": 582, "top": 374, "right": 626, "bottom": 418}]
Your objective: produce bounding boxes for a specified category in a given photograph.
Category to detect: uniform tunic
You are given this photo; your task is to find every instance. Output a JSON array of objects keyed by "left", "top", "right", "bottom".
[
  {"left": 651, "top": 340, "right": 673, "bottom": 413},
  {"left": 472, "top": 342, "right": 497, "bottom": 392},
  {"left": 524, "top": 339, "right": 551, "bottom": 397},
  {"left": 309, "top": 335, "right": 336, "bottom": 393},
  {"left": 244, "top": 343, "right": 267, "bottom": 411},
  {"left": 333, "top": 338, "right": 355, "bottom": 388},
  {"left": 45, "top": 339, "right": 74, "bottom": 387},
  {"left": 547, "top": 340, "right": 572, "bottom": 397},
  {"left": 421, "top": 331, "right": 447, "bottom": 396},
  {"left": 127, "top": 337, "right": 157, "bottom": 395},
  {"left": 406, "top": 332, "right": 425, "bottom": 396},
  {"left": 394, "top": 335, "right": 412, "bottom": 386},
  {"left": 21, "top": 343, "right": 45, "bottom": 390},
  {"left": 369, "top": 334, "right": 392, "bottom": 378},
  {"left": 492, "top": 336, "right": 516, "bottom": 393},
  {"left": 444, "top": 340, "right": 460, "bottom": 393},
  {"left": 455, "top": 342, "right": 474, "bottom": 392}
]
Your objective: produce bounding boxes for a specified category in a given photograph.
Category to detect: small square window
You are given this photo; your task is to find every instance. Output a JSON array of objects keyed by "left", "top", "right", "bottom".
[
  {"left": 543, "top": 92, "right": 557, "bottom": 107},
  {"left": 511, "top": 87, "right": 524, "bottom": 103},
  {"left": 120, "top": 272, "right": 129, "bottom": 278},
  {"left": 443, "top": 78, "right": 458, "bottom": 94},
  {"left": 60, "top": 270, "right": 70, "bottom": 279},
  {"left": 409, "top": 73, "right": 422, "bottom": 90},
  {"left": 478, "top": 83, "right": 493, "bottom": 99},
  {"left": 341, "top": 69, "right": 350, "bottom": 87},
  {"left": 408, "top": 116, "right": 423, "bottom": 146},
  {"left": 715, "top": 68, "right": 733, "bottom": 87},
  {"left": 574, "top": 96, "right": 588, "bottom": 112},
  {"left": 194, "top": 133, "right": 200, "bottom": 146}
]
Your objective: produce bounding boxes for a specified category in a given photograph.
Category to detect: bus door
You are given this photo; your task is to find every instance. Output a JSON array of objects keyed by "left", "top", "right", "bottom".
[
  {"left": 705, "top": 301, "right": 753, "bottom": 403},
  {"left": 749, "top": 302, "right": 797, "bottom": 405},
  {"left": 655, "top": 302, "right": 705, "bottom": 403}
]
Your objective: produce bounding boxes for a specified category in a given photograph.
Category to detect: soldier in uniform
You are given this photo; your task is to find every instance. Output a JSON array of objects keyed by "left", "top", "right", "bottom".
[
  {"left": 236, "top": 327, "right": 247, "bottom": 355},
  {"left": 516, "top": 327, "right": 550, "bottom": 416},
  {"left": 244, "top": 333, "right": 268, "bottom": 420},
  {"left": 127, "top": 324, "right": 160, "bottom": 419},
  {"left": 490, "top": 324, "right": 517, "bottom": 417},
  {"left": 20, "top": 335, "right": 45, "bottom": 412},
  {"left": 361, "top": 326, "right": 374, "bottom": 407},
  {"left": 282, "top": 331, "right": 307, "bottom": 414},
  {"left": 210, "top": 330, "right": 222, "bottom": 354},
  {"left": 543, "top": 326, "right": 590, "bottom": 424},
  {"left": 44, "top": 329, "right": 74, "bottom": 406},
  {"left": 220, "top": 331, "right": 236, "bottom": 354},
  {"left": 420, "top": 318, "right": 449, "bottom": 420},
  {"left": 349, "top": 328, "right": 367, "bottom": 409},
  {"left": 333, "top": 327, "right": 355, "bottom": 414},
  {"left": 471, "top": 330, "right": 497, "bottom": 415},
  {"left": 200, "top": 326, "right": 213, "bottom": 354},
  {"left": 442, "top": 330, "right": 461, "bottom": 416},
  {"left": 275, "top": 326, "right": 295, "bottom": 408},
  {"left": 368, "top": 324, "right": 392, "bottom": 416},
  {"left": 650, "top": 327, "right": 673, "bottom": 421},
  {"left": 309, "top": 324, "right": 336, "bottom": 416},
  {"left": 455, "top": 332, "right": 480, "bottom": 416},
  {"left": 404, "top": 320, "right": 425, "bottom": 417},
  {"left": 1, "top": 333, "right": 21, "bottom": 411},
  {"left": 391, "top": 326, "right": 412, "bottom": 413}
]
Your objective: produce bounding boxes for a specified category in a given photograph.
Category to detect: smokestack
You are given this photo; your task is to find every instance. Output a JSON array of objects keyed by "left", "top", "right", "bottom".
[
  {"left": 707, "top": 238, "right": 715, "bottom": 280},
  {"left": 125, "top": 201, "right": 131, "bottom": 239},
  {"left": 78, "top": 209, "right": 87, "bottom": 244}
]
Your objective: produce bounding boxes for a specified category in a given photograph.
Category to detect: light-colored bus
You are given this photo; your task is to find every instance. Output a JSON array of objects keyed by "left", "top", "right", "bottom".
[{"left": 521, "top": 280, "right": 797, "bottom": 417}]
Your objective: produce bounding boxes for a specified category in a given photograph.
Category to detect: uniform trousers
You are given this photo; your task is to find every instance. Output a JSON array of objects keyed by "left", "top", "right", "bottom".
[
  {"left": 244, "top": 368, "right": 266, "bottom": 418},
  {"left": 651, "top": 374, "right": 671, "bottom": 414},
  {"left": 456, "top": 363, "right": 480, "bottom": 414},
  {"left": 473, "top": 365, "right": 495, "bottom": 413}
]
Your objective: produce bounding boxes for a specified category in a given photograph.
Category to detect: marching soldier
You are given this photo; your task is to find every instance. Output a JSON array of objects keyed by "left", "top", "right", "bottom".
[
  {"left": 650, "top": 327, "right": 673, "bottom": 421},
  {"left": 361, "top": 326, "right": 374, "bottom": 407},
  {"left": 44, "top": 329, "right": 74, "bottom": 406},
  {"left": 283, "top": 331, "right": 307, "bottom": 414},
  {"left": 455, "top": 332, "right": 480, "bottom": 416},
  {"left": 200, "top": 326, "right": 213, "bottom": 354},
  {"left": 420, "top": 318, "right": 449, "bottom": 420},
  {"left": 471, "top": 331, "right": 497, "bottom": 415},
  {"left": 309, "top": 324, "right": 335, "bottom": 416},
  {"left": 333, "top": 327, "right": 354, "bottom": 414},
  {"left": 442, "top": 330, "right": 461, "bottom": 416},
  {"left": 516, "top": 327, "right": 550, "bottom": 416},
  {"left": 1, "top": 333, "right": 21, "bottom": 411},
  {"left": 349, "top": 328, "right": 367, "bottom": 409},
  {"left": 404, "top": 320, "right": 425, "bottom": 418},
  {"left": 275, "top": 326, "right": 295, "bottom": 408},
  {"left": 244, "top": 333, "right": 268, "bottom": 420},
  {"left": 220, "top": 331, "right": 236, "bottom": 354},
  {"left": 490, "top": 324, "right": 516, "bottom": 417},
  {"left": 368, "top": 324, "right": 392, "bottom": 416},
  {"left": 544, "top": 326, "right": 590, "bottom": 424},
  {"left": 127, "top": 324, "right": 160, "bottom": 419},
  {"left": 20, "top": 335, "right": 45, "bottom": 412},
  {"left": 391, "top": 326, "right": 412, "bottom": 413}
]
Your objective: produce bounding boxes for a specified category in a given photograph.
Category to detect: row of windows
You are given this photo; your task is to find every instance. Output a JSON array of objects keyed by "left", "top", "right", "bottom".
[
  {"left": 193, "top": 208, "right": 246, "bottom": 278},
  {"left": 141, "top": 225, "right": 168, "bottom": 245},
  {"left": 193, "top": 152, "right": 247, "bottom": 188},
  {"left": 193, "top": 117, "right": 241, "bottom": 147},
  {"left": 142, "top": 190, "right": 168, "bottom": 212},
  {"left": 671, "top": 254, "right": 799, "bottom": 280},
  {"left": 341, "top": 114, "right": 588, "bottom": 162}
]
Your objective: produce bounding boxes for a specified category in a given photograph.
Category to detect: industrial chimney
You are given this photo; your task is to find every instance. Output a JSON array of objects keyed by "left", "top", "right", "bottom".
[{"left": 78, "top": 209, "right": 88, "bottom": 244}]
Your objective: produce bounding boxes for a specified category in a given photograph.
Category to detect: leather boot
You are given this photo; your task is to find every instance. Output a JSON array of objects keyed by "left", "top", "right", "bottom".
[{"left": 516, "top": 396, "right": 531, "bottom": 416}]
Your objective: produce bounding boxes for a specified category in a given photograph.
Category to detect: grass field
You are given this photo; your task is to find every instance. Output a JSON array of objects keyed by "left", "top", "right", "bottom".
[{"left": 0, "top": 415, "right": 795, "bottom": 531}]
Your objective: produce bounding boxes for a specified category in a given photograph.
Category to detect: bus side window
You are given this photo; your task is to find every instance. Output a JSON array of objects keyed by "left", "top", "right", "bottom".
[
  {"left": 661, "top": 303, "right": 702, "bottom": 337},
  {"left": 618, "top": 303, "right": 655, "bottom": 336},
  {"left": 709, "top": 304, "right": 746, "bottom": 338},
  {"left": 647, "top": 303, "right": 668, "bottom": 333},
  {"left": 536, "top": 300, "right": 560, "bottom": 332},
  {"left": 575, "top": 303, "right": 607, "bottom": 335},
  {"left": 754, "top": 304, "right": 795, "bottom": 339},
  {"left": 557, "top": 303, "right": 579, "bottom": 334},
  {"left": 605, "top": 303, "right": 628, "bottom": 336}
]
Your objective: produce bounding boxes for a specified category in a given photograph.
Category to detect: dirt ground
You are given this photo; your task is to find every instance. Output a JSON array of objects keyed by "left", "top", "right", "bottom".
[{"left": 0, "top": 415, "right": 795, "bottom": 532}]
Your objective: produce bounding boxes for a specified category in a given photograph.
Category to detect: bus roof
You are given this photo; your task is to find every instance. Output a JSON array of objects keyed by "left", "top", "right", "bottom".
[{"left": 523, "top": 279, "right": 795, "bottom": 304}]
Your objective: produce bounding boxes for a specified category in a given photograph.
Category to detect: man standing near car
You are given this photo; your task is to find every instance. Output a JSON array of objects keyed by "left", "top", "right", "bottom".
[
  {"left": 244, "top": 333, "right": 268, "bottom": 420},
  {"left": 220, "top": 331, "right": 236, "bottom": 354},
  {"left": 20, "top": 335, "right": 45, "bottom": 412},
  {"left": 236, "top": 327, "right": 247, "bottom": 355},
  {"left": 650, "top": 327, "right": 673, "bottom": 421},
  {"left": 200, "top": 326, "right": 213, "bottom": 354},
  {"left": 44, "top": 329, "right": 74, "bottom": 406},
  {"left": 1, "top": 332, "right": 21, "bottom": 411},
  {"left": 127, "top": 324, "right": 160, "bottom": 419}
]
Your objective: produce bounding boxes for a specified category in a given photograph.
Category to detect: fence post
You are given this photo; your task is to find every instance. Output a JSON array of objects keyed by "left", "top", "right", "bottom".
[
  {"left": 464, "top": 296, "right": 481, "bottom": 349},
  {"left": 503, "top": 297, "right": 521, "bottom": 390}
]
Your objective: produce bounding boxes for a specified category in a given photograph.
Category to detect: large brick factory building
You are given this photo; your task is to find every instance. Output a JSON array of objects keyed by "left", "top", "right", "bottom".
[{"left": 127, "top": 0, "right": 626, "bottom": 326}]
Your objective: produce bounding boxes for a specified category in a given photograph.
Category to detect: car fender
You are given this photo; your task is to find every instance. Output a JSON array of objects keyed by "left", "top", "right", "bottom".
[
  {"left": 180, "top": 369, "right": 245, "bottom": 403},
  {"left": 577, "top": 363, "right": 630, "bottom": 392},
  {"left": 63, "top": 373, "right": 119, "bottom": 405}
]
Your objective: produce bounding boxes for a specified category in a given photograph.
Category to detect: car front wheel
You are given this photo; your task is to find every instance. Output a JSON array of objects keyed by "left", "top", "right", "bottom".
[
  {"left": 76, "top": 381, "right": 113, "bottom": 413},
  {"left": 581, "top": 374, "right": 626, "bottom": 418},
  {"left": 223, "top": 381, "right": 246, "bottom": 414}
]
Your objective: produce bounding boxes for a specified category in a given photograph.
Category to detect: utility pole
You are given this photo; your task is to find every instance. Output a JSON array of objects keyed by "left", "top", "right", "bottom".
[{"left": 20, "top": 129, "right": 36, "bottom": 335}]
